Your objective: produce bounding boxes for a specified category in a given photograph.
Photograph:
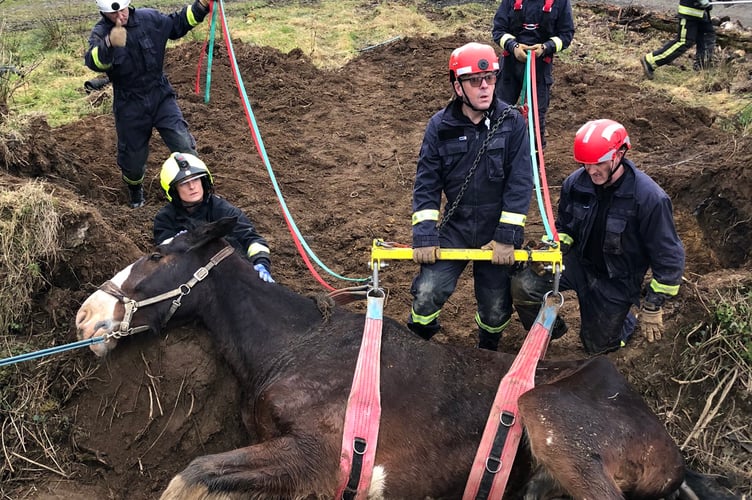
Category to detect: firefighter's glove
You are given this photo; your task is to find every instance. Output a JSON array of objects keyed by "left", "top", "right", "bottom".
[
  {"left": 109, "top": 20, "right": 127, "bottom": 47},
  {"left": 529, "top": 43, "right": 546, "bottom": 58},
  {"left": 253, "top": 263, "right": 275, "bottom": 283},
  {"left": 639, "top": 303, "right": 663, "bottom": 342},
  {"left": 413, "top": 246, "right": 440, "bottom": 265},
  {"left": 513, "top": 44, "right": 527, "bottom": 63},
  {"left": 696, "top": 0, "right": 710, "bottom": 8},
  {"left": 482, "top": 240, "right": 515, "bottom": 266},
  {"left": 199, "top": 0, "right": 210, "bottom": 8}
]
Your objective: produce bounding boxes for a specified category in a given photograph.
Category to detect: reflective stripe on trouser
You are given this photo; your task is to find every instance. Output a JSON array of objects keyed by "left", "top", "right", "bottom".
[
  {"left": 410, "top": 259, "right": 513, "bottom": 334},
  {"left": 510, "top": 259, "right": 632, "bottom": 354},
  {"left": 647, "top": 14, "right": 712, "bottom": 69}
]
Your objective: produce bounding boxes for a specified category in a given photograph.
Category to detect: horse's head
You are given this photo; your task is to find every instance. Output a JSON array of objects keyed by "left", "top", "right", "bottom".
[{"left": 75, "top": 217, "right": 238, "bottom": 357}]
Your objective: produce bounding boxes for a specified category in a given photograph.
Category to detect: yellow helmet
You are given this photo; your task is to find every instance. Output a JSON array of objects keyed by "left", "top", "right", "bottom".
[{"left": 160, "top": 152, "right": 214, "bottom": 202}]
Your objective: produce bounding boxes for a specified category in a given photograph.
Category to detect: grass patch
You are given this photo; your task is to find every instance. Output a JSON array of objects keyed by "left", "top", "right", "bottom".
[{"left": 0, "top": 181, "right": 61, "bottom": 336}]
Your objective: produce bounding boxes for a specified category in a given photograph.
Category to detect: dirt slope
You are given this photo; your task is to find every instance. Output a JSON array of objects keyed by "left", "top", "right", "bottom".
[{"left": 2, "top": 18, "right": 751, "bottom": 500}]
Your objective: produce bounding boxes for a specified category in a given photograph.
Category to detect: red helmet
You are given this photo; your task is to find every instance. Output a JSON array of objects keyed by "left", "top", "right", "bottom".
[
  {"left": 573, "top": 119, "right": 631, "bottom": 164},
  {"left": 448, "top": 43, "right": 499, "bottom": 82}
]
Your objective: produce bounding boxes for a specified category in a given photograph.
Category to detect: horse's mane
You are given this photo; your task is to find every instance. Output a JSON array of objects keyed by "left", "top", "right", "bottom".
[{"left": 307, "top": 293, "right": 336, "bottom": 323}]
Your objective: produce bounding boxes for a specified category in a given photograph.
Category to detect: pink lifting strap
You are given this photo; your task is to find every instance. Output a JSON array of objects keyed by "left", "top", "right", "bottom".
[
  {"left": 463, "top": 301, "right": 560, "bottom": 499},
  {"left": 336, "top": 294, "right": 384, "bottom": 499}
]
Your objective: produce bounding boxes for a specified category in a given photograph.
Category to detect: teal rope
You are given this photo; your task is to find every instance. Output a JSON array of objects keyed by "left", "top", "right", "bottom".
[
  {"left": 0, "top": 337, "right": 107, "bottom": 367},
  {"left": 204, "top": 4, "right": 218, "bottom": 103},
  {"left": 214, "top": 0, "right": 368, "bottom": 283},
  {"left": 524, "top": 53, "right": 554, "bottom": 241}
]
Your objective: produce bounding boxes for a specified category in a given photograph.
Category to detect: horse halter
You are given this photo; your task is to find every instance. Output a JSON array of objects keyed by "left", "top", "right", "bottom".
[{"left": 97, "top": 245, "right": 235, "bottom": 341}]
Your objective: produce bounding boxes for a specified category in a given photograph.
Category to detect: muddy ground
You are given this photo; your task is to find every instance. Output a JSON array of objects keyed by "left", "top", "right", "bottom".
[{"left": 1, "top": 5, "right": 751, "bottom": 499}]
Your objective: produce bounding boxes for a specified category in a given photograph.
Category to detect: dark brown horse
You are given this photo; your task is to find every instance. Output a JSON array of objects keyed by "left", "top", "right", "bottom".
[{"left": 75, "top": 218, "right": 721, "bottom": 499}]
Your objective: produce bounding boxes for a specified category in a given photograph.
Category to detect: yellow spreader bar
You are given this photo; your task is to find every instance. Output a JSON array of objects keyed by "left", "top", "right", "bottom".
[{"left": 370, "top": 239, "right": 562, "bottom": 268}]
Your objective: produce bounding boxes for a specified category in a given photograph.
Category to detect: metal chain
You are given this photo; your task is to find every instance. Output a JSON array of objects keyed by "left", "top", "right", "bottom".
[{"left": 437, "top": 105, "right": 516, "bottom": 233}]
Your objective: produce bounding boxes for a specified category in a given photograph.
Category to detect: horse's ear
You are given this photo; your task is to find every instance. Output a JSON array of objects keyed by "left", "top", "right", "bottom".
[{"left": 188, "top": 217, "right": 238, "bottom": 248}]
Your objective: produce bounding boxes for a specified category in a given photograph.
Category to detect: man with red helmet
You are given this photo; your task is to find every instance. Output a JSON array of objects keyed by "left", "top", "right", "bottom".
[
  {"left": 407, "top": 43, "right": 533, "bottom": 351},
  {"left": 511, "top": 119, "right": 685, "bottom": 354}
]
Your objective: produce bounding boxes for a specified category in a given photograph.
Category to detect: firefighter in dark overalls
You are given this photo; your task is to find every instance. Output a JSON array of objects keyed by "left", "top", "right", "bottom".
[
  {"left": 407, "top": 43, "right": 533, "bottom": 351},
  {"left": 640, "top": 0, "right": 715, "bottom": 79},
  {"left": 84, "top": 0, "right": 210, "bottom": 208},
  {"left": 492, "top": 0, "right": 574, "bottom": 148},
  {"left": 511, "top": 120, "right": 685, "bottom": 354}
]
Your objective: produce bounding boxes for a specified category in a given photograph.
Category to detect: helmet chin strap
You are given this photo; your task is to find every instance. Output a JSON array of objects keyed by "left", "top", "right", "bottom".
[{"left": 605, "top": 156, "right": 623, "bottom": 186}]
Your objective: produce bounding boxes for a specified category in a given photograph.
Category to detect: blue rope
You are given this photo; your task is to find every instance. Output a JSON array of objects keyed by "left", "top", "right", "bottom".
[
  {"left": 0, "top": 336, "right": 106, "bottom": 367},
  {"left": 213, "top": 0, "right": 368, "bottom": 283},
  {"left": 524, "top": 53, "right": 554, "bottom": 241},
  {"left": 204, "top": 4, "right": 218, "bottom": 103}
]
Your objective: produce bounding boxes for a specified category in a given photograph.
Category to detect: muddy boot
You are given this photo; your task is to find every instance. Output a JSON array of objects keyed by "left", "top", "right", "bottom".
[
  {"left": 694, "top": 31, "right": 716, "bottom": 70},
  {"left": 551, "top": 316, "right": 568, "bottom": 339},
  {"left": 478, "top": 329, "right": 501, "bottom": 351},
  {"left": 407, "top": 317, "right": 440, "bottom": 341},
  {"left": 128, "top": 184, "right": 145, "bottom": 208}
]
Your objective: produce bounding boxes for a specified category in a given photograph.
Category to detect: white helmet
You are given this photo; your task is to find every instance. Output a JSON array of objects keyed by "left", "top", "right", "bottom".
[{"left": 96, "top": 0, "right": 130, "bottom": 13}]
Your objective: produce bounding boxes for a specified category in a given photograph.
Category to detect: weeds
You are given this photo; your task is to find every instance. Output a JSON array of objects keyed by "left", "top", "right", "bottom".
[
  {"left": 0, "top": 181, "right": 61, "bottom": 336},
  {"left": 670, "top": 283, "right": 752, "bottom": 491}
]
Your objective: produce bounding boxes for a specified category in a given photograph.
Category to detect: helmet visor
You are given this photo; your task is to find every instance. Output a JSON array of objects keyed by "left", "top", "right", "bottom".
[{"left": 176, "top": 172, "right": 207, "bottom": 186}]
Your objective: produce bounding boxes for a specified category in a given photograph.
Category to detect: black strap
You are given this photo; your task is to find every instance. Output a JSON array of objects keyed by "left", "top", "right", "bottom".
[
  {"left": 342, "top": 437, "right": 368, "bottom": 500},
  {"left": 476, "top": 410, "right": 516, "bottom": 499}
]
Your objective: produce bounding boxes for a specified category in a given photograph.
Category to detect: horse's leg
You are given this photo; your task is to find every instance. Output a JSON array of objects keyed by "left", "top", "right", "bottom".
[
  {"left": 160, "top": 435, "right": 334, "bottom": 500},
  {"left": 522, "top": 465, "right": 569, "bottom": 500},
  {"left": 519, "top": 357, "right": 683, "bottom": 499}
]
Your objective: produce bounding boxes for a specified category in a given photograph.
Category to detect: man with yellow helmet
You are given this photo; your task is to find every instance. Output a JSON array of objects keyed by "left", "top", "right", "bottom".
[{"left": 154, "top": 153, "right": 274, "bottom": 283}]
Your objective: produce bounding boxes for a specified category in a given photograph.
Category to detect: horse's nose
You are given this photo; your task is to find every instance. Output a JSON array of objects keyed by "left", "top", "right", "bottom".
[{"left": 75, "top": 302, "right": 100, "bottom": 339}]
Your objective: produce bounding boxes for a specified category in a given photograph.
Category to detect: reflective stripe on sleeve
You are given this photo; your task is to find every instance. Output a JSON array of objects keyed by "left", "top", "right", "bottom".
[
  {"left": 412, "top": 209, "right": 440, "bottom": 226},
  {"left": 91, "top": 47, "right": 112, "bottom": 70},
  {"left": 559, "top": 232, "right": 574, "bottom": 246},
  {"left": 649, "top": 278, "right": 680, "bottom": 297},
  {"left": 550, "top": 36, "right": 563, "bottom": 52},
  {"left": 247, "top": 242, "right": 271, "bottom": 258},
  {"left": 499, "top": 211, "right": 527, "bottom": 226}
]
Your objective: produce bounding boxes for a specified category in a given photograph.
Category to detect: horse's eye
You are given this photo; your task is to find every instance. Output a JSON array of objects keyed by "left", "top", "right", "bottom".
[{"left": 149, "top": 253, "right": 163, "bottom": 261}]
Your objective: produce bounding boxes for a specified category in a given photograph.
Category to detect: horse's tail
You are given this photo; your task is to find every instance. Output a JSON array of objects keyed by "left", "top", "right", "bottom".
[{"left": 678, "top": 468, "right": 742, "bottom": 500}]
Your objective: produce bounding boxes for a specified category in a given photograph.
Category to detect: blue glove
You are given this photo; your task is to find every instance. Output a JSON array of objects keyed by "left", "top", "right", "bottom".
[{"left": 253, "top": 263, "right": 275, "bottom": 283}]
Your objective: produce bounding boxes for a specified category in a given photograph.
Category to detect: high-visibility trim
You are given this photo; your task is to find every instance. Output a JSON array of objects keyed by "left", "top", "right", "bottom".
[
  {"left": 499, "top": 211, "right": 527, "bottom": 226},
  {"left": 559, "top": 232, "right": 573, "bottom": 246},
  {"left": 122, "top": 174, "right": 144, "bottom": 185},
  {"left": 500, "top": 34, "right": 517, "bottom": 47},
  {"left": 247, "top": 242, "right": 271, "bottom": 258},
  {"left": 411, "top": 307, "right": 440, "bottom": 326},
  {"left": 91, "top": 47, "right": 112, "bottom": 70},
  {"left": 677, "top": 5, "right": 705, "bottom": 18},
  {"left": 475, "top": 313, "right": 511, "bottom": 334},
  {"left": 550, "top": 36, "right": 563, "bottom": 52},
  {"left": 649, "top": 278, "right": 680, "bottom": 297},
  {"left": 412, "top": 209, "right": 440, "bottom": 225},
  {"left": 187, "top": 5, "right": 202, "bottom": 26}
]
